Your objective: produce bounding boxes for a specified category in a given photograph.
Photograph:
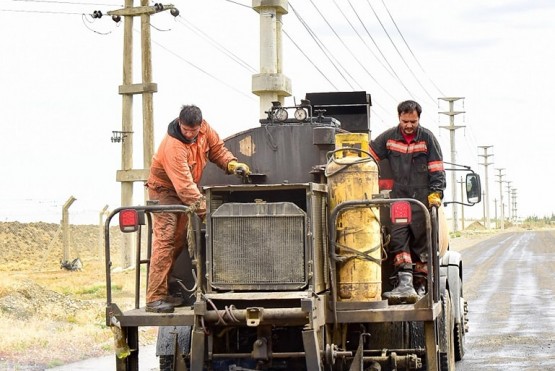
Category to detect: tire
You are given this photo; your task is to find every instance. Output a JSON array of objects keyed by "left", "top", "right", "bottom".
[
  {"left": 439, "top": 291, "right": 456, "bottom": 371},
  {"left": 454, "top": 298, "right": 466, "bottom": 361},
  {"left": 159, "top": 355, "right": 173, "bottom": 371}
]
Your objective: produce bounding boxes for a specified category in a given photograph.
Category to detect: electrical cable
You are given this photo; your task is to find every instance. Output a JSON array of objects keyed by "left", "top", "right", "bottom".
[
  {"left": 309, "top": 0, "right": 398, "bottom": 103},
  {"left": 289, "top": 2, "right": 356, "bottom": 90},
  {"left": 175, "top": 15, "right": 256, "bottom": 73},
  {"left": 365, "top": 0, "right": 437, "bottom": 105},
  {"left": 380, "top": 0, "right": 445, "bottom": 97}
]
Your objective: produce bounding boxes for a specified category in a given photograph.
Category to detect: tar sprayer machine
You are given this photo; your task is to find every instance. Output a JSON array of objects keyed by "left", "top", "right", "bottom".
[{"left": 104, "top": 91, "right": 481, "bottom": 371}]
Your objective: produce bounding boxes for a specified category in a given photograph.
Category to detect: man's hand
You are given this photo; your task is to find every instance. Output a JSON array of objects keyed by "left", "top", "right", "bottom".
[
  {"left": 227, "top": 160, "right": 251, "bottom": 176},
  {"left": 428, "top": 192, "right": 442, "bottom": 208}
]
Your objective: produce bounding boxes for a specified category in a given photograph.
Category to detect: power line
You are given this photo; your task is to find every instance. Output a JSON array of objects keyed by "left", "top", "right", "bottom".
[
  {"left": 309, "top": 0, "right": 399, "bottom": 104},
  {"left": 364, "top": 0, "right": 437, "bottom": 105},
  {"left": 288, "top": 2, "right": 356, "bottom": 90},
  {"left": 151, "top": 37, "right": 256, "bottom": 101},
  {"left": 380, "top": 0, "right": 445, "bottom": 97},
  {"left": 0, "top": 8, "right": 84, "bottom": 14},
  {"left": 175, "top": 15, "right": 257, "bottom": 73},
  {"left": 12, "top": 0, "right": 120, "bottom": 5},
  {"left": 283, "top": 29, "right": 338, "bottom": 90}
]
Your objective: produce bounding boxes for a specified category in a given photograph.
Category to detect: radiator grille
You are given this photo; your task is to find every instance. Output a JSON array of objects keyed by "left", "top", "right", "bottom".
[{"left": 210, "top": 202, "right": 306, "bottom": 290}]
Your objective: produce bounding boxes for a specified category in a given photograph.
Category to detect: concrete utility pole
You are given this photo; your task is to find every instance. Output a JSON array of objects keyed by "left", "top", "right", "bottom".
[
  {"left": 478, "top": 145, "right": 494, "bottom": 229},
  {"left": 108, "top": 2, "right": 176, "bottom": 268},
  {"left": 505, "top": 180, "right": 512, "bottom": 222},
  {"left": 495, "top": 168, "right": 505, "bottom": 230},
  {"left": 252, "top": 0, "right": 292, "bottom": 118},
  {"left": 439, "top": 97, "right": 465, "bottom": 232},
  {"left": 511, "top": 188, "right": 518, "bottom": 222},
  {"left": 494, "top": 198, "right": 498, "bottom": 229},
  {"left": 62, "top": 196, "right": 76, "bottom": 263},
  {"left": 98, "top": 204, "right": 110, "bottom": 258}
]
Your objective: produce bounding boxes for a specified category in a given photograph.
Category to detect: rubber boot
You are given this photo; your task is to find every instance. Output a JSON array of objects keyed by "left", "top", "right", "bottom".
[{"left": 383, "top": 271, "right": 418, "bottom": 305}]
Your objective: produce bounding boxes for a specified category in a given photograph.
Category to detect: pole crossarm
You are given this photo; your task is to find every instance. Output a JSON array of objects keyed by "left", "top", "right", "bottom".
[
  {"left": 119, "top": 83, "right": 158, "bottom": 95},
  {"left": 108, "top": 4, "right": 175, "bottom": 17}
]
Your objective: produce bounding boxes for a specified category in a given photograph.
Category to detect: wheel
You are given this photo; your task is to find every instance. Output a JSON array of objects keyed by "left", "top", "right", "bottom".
[
  {"left": 454, "top": 298, "right": 466, "bottom": 361},
  {"left": 159, "top": 355, "right": 173, "bottom": 371},
  {"left": 439, "top": 290, "right": 456, "bottom": 370}
]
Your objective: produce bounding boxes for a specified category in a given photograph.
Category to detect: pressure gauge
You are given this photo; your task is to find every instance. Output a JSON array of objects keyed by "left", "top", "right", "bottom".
[
  {"left": 274, "top": 108, "right": 288, "bottom": 122},
  {"left": 294, "top": 108, "right": 308, "bottom": 121}
]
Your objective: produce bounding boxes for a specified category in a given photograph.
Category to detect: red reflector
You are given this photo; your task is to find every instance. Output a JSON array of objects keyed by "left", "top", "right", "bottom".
[
  {"left": 390, "top": 201, "right": 412, "bottom": 225},
  {"left": 119, "top": 209, "right": 139, "bottom": 233},
  {"left": 379, "top": 179, "right": 394, "bottom": 191}
]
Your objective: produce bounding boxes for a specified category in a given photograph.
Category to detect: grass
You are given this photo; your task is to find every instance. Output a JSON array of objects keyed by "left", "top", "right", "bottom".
[{"left": 0, "top": 227, "right": 156, "bottom": 369}]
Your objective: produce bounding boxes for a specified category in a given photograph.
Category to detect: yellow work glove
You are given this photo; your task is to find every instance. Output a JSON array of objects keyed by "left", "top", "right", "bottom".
[
  {"left": 227, "top": 160, "right": 251, "bottom": 176},
  {"left": 428, "top": 192, "right": 442, "bottom": 208}
]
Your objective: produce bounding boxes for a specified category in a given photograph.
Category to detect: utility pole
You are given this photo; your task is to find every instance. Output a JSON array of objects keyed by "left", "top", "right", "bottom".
[
  {"left": 494, "top": 198, "right": 498, "bottom": 229},
  {"left": 505, "top": 180, "right": 512, "bottom": 222},
  {"left": 62, "top": 196, "right": 76, "bottom": 263},
  {"left": 495, "top": 168, "right": 505, "bottom": 230},
  {"left": 439, "top": 97, "right": 465, "bottom": 232},
  {"left": 478, "top": 145, "right": 494, "bottom": 229},
  {"left": 512, "top": 188, "right": 518, "bottom": 222},
  {"left": 98, "top": 204, "right": 109, "bottom": 258},
  {"left": 252, "top": 0, "right": 292, "bottom": 118},
  {"left": 107, "top": 2, "right": 176, "bottom": 268},
  {"left": 457, "top": 177, "right": 465, "bottom": 230}
]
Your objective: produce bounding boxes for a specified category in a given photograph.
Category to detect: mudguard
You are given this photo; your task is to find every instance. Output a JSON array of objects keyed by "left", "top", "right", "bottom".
[
  {"left": 440, "top": 250, "right": 463, "bottom": 322},
  {"left": 156, "top": 326, "right": 191, "bottom": 357}
]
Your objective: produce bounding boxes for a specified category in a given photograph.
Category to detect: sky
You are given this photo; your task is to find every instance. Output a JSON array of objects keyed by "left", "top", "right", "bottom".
[{"left": 1, "top": 0, "right": 554, "bottom": 225}]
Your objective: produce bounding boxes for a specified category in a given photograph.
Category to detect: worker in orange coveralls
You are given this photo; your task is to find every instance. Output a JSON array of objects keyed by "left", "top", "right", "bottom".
[{"left": 145, "top": 104, "right": 250, "bottom": 313}]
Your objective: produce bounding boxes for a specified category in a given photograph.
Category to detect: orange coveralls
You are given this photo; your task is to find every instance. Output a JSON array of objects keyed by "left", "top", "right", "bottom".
[{"left": 145, "top": 119, "right": 236, "bottom": 303}]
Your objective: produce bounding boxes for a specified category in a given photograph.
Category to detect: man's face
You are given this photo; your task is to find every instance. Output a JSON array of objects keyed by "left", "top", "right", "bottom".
[
  {"left": 179, "top": 120, "right": 201, "bottom": 141},
  {"left": 399, "top": 111, "right": 419, "bottom": 135}
]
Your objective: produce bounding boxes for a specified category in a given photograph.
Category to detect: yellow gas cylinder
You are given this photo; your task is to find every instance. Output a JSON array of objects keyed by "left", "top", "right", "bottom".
[{"left": 326, "top": 133, "right": 381, "bottom": 302}]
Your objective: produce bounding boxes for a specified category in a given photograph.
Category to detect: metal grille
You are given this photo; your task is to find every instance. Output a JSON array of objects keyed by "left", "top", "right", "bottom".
[{"left": 210, "top": 203, "right": 306, "bottom": 290}]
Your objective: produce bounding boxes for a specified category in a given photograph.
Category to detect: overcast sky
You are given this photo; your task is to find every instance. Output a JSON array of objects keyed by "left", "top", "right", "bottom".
[{"left": 1, "top": 0, "right": 554, "bottom": 224}]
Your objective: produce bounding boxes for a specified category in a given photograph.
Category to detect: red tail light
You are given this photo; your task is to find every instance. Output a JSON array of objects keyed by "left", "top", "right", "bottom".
[
  {"left": 119, "top": 209, "right": 139, "bottom": 233},
  {"left": 390, "top": 201, "right": 412, "bottom": 225}
]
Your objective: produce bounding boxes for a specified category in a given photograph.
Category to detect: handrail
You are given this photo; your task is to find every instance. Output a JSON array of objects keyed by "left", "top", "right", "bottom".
[
  {"left": 328, "top": 198, "right": 436, "bottom": 322},
  {"left": 104, "top": 205, "right": 193, "bottom": 309}
]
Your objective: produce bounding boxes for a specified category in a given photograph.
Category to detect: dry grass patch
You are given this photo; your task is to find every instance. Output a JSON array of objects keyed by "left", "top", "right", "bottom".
[{"left": 0, "top": 222, "right": 156, "bottom": 369}]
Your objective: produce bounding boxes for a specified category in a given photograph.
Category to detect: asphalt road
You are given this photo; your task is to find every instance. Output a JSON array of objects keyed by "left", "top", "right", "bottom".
[
  {"left": 455, "top": 229, "right": 555, "bottom": 370},
  {"left": 46, "top": 229, "right": 555, "bottom": 371}
]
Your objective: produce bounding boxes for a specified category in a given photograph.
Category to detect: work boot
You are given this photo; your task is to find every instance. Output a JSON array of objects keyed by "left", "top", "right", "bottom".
[
  {"left": 165, "top": 295, "right": 186, "bottom": 308},
  {"left": 145, "top": 300, "right": 174, "bottom": 313},
  {"left": 383, "top": 271, "right": 418, "bottom": 305}
]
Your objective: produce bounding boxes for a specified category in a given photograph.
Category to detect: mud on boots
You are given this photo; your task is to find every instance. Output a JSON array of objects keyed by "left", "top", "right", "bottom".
[{"left": 383, "top": 259, "right": 418, "bottom": 304}]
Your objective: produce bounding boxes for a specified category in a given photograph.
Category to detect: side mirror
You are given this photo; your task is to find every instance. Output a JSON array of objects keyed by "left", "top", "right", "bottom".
[{"left": 466, "top": 173, "right": 482, "bottom": 204}]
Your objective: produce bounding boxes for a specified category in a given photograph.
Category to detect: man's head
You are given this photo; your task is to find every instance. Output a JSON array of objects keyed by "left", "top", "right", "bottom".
[
  {"left": 397, "top": 100, "right": 421, "bottom": 135},
  {"left": 179, "top": 105, "right": 202, "bottom": 141}
]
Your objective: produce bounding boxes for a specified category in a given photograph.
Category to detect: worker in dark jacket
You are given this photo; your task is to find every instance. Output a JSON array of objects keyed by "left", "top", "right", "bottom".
[{"left": 370, "top": 100, "right": 446, "bottom": 304}]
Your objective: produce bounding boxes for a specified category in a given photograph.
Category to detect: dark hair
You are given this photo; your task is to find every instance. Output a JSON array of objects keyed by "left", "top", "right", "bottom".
[
  {"left": 397, "top": 100, "right": 422, "bottom": 118},
  {"left": 179, "top": 105, "right": 203, "bottom": 127}
]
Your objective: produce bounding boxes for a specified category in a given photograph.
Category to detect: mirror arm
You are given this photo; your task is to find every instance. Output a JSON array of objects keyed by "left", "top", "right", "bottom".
[{"left": 443, "top": 201, "right": 477, "bottom": 207}]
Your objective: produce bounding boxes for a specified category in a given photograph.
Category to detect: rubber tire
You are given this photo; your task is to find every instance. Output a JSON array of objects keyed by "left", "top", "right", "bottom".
[
  {"left": 159, "top": 355, "right": 173, "bottom": 371},
  {"left": 439, "top": 291, "right": 456, "bottom": 371},
  {"left": 454, "top": 297, "right": 466, "bottom": 361}
]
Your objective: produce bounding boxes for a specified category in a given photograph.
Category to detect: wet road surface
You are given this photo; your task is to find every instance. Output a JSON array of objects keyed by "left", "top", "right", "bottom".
[
  {"left": 46, "top": 230, "right": 555, "bottom": 371},
  {"left": 456, "top": 230, "right": 555, "bottom": 370}
]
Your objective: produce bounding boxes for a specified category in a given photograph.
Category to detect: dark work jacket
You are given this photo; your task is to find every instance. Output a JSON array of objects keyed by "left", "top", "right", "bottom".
[{"left": 369, "top": 125, "right": 446, "bottom": 205}]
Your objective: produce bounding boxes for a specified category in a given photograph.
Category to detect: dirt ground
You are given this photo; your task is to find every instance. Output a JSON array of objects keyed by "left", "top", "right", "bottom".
[
  {"left": 0, "top": 221, "right": 500, "bottom": 370},
  {"left": 0, "top": 222, "right": 156, "bottom": 371}
]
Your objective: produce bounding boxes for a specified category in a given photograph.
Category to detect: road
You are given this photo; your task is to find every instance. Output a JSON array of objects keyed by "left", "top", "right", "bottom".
[
  {"left": 46, "top": 230, "right": 555, "bottom": 371},
  {"left": 455, "top": 229, "right": 555, "bottom": 370}
]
